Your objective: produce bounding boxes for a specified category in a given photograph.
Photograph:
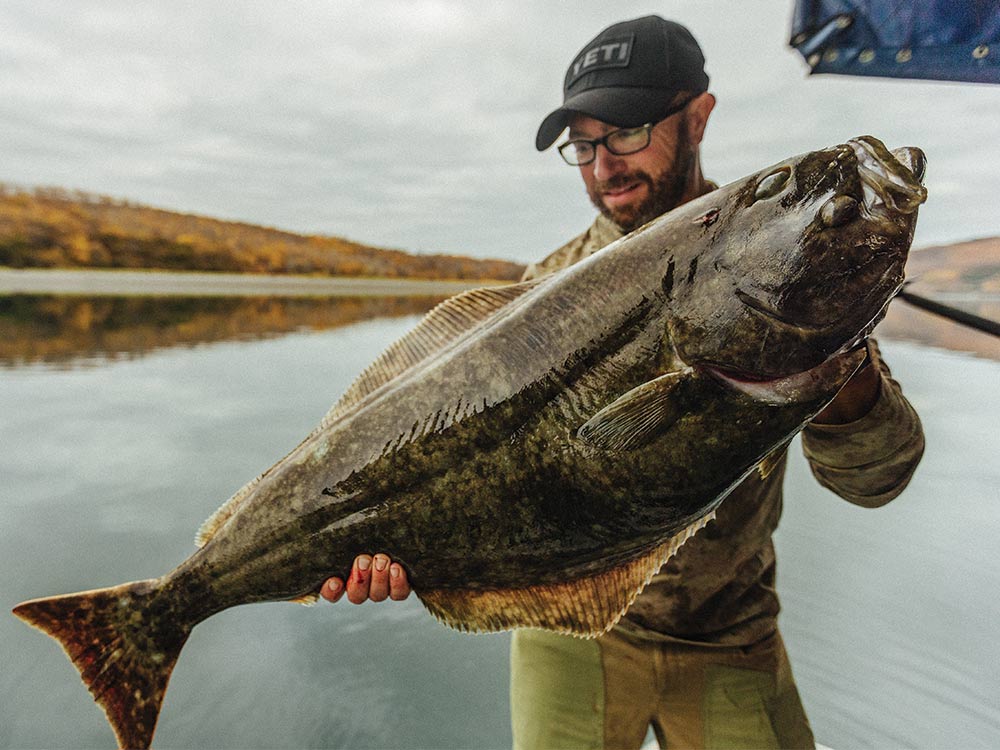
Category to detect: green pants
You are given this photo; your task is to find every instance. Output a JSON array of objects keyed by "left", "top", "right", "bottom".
[{"left": 510, "top": 627, "right": 814, "bottom": 750}]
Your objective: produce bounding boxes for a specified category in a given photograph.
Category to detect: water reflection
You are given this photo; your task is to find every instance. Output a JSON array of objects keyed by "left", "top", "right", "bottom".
[
  {"left": 2, "top": 289, "right": 995, "bottom": 373},
  {"left": 1, "top": 315, "right": 513, "bottom": 750},
  {"left": 1, "top": 292, "right": 998, "bottom": 748},
  {"left": 0, "top": 294, "right": 442, "bottom": 368}
]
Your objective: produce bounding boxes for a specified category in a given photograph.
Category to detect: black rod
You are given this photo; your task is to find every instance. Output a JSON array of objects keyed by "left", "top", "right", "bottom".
[{"left": 896, "top": 289, "right": 1000, "bottom": 338}]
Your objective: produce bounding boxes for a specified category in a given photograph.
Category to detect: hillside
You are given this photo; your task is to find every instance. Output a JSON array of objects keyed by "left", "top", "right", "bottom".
[
  {"left": 0, "top": 184, "right": 525, "bottom": 281},
  {"left": 905, "top": 236, "right": 1000, "bottom": 293},
  {"left": 2, "top": 182, "right": 998, "bottom": 365},
  {"left": 877, "top": 236, "right": 1000, "bottom": 359}
]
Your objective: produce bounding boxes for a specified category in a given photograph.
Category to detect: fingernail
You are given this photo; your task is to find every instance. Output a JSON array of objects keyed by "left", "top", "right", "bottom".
[
  {"left": 389, "top": 564, "right": 400, "bottom": 578},
  {"left": 373, "top": 555, "right": 388, "bottom": 572},
  {"left": 357, "top": 556, "right": 371, "bottom": 571},
  {"left": 328, "top": 580, "right": 342, "bottom": 595}
]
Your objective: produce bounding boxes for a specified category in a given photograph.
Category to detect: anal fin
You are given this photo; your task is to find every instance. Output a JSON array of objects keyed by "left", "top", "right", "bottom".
[
  {"left": 757, "top": 444, "right": 789, "bottom": 479},
  {"left": 417, "top": 511, "right": 714, "bottom": 638}
]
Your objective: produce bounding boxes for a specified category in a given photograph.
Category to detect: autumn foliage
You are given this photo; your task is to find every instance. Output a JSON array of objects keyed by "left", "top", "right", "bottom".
[
  {"left": 0, "top": 184, "right": 525, "bottom": 281},
  {"left": 0, "top": 295, "right": 443, "bottom": 367}
]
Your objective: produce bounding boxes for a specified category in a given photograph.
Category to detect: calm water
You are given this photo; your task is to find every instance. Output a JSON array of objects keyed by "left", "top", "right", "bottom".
[{"left": 1, "top": 296, "right": 998, "bottom": 749}]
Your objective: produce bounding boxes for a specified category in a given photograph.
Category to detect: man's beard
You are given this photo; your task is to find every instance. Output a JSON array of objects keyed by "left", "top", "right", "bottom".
[{"left": 588, "top": 127, "right": 693, "bottom": 233}]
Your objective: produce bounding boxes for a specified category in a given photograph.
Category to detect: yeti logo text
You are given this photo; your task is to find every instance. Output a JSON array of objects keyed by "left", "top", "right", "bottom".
[{"left": 567, "top": 35, "right": 633, "bottom": 85}]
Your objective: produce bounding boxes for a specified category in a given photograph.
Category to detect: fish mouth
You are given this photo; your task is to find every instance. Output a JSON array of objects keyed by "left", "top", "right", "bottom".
[
  {"left": 734, "top": 288, "right": 825, "bottom": 333},
  {"left": 849, "top": 136, "right": 927, "bottom": 218},
  {"left": 701, "top": 347, "right": 867, "bottom": 405}
]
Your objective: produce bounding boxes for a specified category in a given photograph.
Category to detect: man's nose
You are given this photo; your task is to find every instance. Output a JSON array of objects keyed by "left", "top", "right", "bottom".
[{"left": 591, "top": 144, "right": 627, "bottom": 181}]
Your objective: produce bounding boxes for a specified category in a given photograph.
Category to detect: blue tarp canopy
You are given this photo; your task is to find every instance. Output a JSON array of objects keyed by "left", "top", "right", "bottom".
[{"left": 790, "top": 0, "right": 1000, "bottom": 83}]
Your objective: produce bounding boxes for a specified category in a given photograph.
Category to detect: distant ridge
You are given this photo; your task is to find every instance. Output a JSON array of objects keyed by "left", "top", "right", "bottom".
[
  {"left": 0, "top": 184, "right": 525, "bottom": 282},
  {"left": 908, "top": 236, "right": 1000, "bottom": 294}
]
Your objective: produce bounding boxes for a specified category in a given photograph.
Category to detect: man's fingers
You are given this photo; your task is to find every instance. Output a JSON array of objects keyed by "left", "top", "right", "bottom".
[
  {"left": 346, "top": 555, "right": 372, "bottom": 604},
  {"left": 321, "top": 554, "right": 408, "bottom": 604},
  {"left": 389, "top": 562, "right": 411, "bottom": 600},
  {"left": 368, "top": 554, "right": 391, "bottom": 602},
  {"left": 320, "top": 577, "right": 344, "bottom": 603}
]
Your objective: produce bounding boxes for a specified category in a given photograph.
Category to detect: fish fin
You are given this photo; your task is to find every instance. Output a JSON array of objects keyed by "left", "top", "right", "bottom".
[
  {"left": 322, "top": 279, "right": 547, "bottom": 426},
  {"left": 289, "top": 591, "right": 320, "bottom": 606},
  {"left": 757, "top": 444, "right": 789, "bottom": 479},
  {"left": 196, "top": 473, "right": 263, "bottom": 547},
  {"left": 12, "top": 579, "right": 189, "bottom": 750},
  {"left": 417, "top": 511, "right": 713, "bottom": 637},
  {"left": 199, "top": 281, "right": 550, "bottom": 547},
  {"left": 576, "top": 369, "right": 692, "bottom": 451},
  {"left": 193, "top": 279, "right": 552, "bottom": 547}
]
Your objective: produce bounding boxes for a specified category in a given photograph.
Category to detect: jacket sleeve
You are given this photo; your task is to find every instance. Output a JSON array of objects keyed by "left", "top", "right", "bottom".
[
  {"left": 521, "top": 233, "right": 588, "bottom": 281},
  {"left": 800, "top": 339, "right": 925, "bottom": 508},
  {"left": 521, "top": 214, "right": 623, "bottom": 281}
]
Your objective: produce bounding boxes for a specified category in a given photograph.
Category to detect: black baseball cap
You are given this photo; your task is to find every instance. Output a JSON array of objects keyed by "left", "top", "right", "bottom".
[{"left": 536, "top": 15, "right": 709, "bottom": 151}]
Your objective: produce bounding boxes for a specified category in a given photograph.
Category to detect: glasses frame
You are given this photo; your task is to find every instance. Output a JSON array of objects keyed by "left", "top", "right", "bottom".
[
  {"left": 556, "top": 97, "right": 695, "bottom": 167},
  {"left": 558, "top": 123, "right": 657, "bottom": 166}
]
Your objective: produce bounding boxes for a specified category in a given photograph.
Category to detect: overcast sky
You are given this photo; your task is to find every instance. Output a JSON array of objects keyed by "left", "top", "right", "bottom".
[{"left": 2, "top": 1, "right": 999, "bottom": 263}]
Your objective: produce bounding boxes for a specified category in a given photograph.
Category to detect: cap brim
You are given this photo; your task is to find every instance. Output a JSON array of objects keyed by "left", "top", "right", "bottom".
[{"left": 535, "top": 86, "right": 680, "bottom": 151}]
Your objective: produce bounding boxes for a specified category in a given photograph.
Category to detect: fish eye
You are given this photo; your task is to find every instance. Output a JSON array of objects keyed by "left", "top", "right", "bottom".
[
  {"left": 754, "top": 168, "right": 791, "bottom": 200},
  {"left": 820, "top": 195, "right": 859, "bottom": 227}
]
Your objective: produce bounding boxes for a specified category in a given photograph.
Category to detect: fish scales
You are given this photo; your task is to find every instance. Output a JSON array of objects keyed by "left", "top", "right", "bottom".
[{"left": 13, "top": 136, "right": 926, "bottom": 749}]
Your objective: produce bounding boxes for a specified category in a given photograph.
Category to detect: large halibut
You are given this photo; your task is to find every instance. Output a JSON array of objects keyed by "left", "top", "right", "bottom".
[{"left": 14, "top": 136, "right": 926, "bottom": 748}]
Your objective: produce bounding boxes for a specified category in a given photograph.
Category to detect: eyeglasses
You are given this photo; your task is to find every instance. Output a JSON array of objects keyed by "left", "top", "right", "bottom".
[
  {"left": 557, "top": 98, "right": 694, "bottom": 166},
  {"left": 558, "top": 123, "right": 657, "bottom": 166}
]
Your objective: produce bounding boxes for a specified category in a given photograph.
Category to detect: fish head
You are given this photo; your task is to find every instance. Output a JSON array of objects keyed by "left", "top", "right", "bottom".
[{"left": 667, "top": 135, "right": 926, "bottom": 386}]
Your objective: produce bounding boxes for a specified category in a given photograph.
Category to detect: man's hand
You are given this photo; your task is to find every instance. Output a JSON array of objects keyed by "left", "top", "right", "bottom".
[
  {"left": 812, "top": 349, "right": 881, "bottom": 425},
  {"left": 320, "top": 554, "right": 411, "bottom": 604}
]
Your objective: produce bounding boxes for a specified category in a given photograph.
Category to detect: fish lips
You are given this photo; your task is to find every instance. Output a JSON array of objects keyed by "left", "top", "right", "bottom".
[
  {"left": 850, "top": 136, "right": 927, "bottom": 219},
  {"left": 701, "top": 347, "right": 867, "bottom": 406}
]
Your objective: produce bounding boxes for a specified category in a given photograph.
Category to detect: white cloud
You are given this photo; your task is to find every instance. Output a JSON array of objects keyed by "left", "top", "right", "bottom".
[{"left": 1, "top": 1, "right": 998, "bottom": 262}]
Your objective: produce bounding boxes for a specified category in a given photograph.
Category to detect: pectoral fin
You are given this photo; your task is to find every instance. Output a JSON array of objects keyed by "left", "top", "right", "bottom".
[{"left": 576, "top": 369, "right": 693, "bottom": 450}]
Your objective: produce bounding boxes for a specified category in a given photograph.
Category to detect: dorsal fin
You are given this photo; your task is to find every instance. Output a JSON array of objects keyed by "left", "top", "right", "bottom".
[
  {"left": 195, "top": 473, "right": 263, "bottom": 547},
  {"left": 418, "top": 510, "right": 714, "bottom": 637},
  {"left": 195, "top": 279, "right": 544, "bottom": 549},
  {"left": 320, "top": 279, "right": 545, "bottom": 428}
]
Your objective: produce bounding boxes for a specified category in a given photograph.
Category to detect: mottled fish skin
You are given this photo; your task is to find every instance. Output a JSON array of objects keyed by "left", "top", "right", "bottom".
[{"left": 12, "top": 136, "right": 925, "bottom": 749}]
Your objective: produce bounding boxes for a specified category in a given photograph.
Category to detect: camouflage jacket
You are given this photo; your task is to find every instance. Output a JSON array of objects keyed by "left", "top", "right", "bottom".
[{"left": 523, "top": 213, "right": 926, "bottom": 647}]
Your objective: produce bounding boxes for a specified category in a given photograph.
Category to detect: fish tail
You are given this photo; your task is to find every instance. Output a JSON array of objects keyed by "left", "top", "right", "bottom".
[{"left": 12, "top": 579, "right": 189, "bottom": 750}]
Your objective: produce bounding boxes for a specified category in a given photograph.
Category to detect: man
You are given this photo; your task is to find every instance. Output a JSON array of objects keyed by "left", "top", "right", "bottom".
[{"left": 322, "top": 16, "right": 925, "bottom": 749}]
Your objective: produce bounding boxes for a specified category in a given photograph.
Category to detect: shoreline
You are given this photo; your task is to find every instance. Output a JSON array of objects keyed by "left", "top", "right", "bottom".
[{"left": 0, "top": 268, "right": 503, "bottom": 297}]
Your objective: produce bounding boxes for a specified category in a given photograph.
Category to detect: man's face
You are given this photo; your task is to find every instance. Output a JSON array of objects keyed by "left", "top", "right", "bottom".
[{"left": 570, "top": 111, "right": 692, "bottom": 232}]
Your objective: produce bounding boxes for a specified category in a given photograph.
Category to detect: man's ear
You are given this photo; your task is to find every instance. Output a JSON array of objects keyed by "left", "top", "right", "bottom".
[{"left": 685, "top": 92, "right": 716, "bottom": 146}]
